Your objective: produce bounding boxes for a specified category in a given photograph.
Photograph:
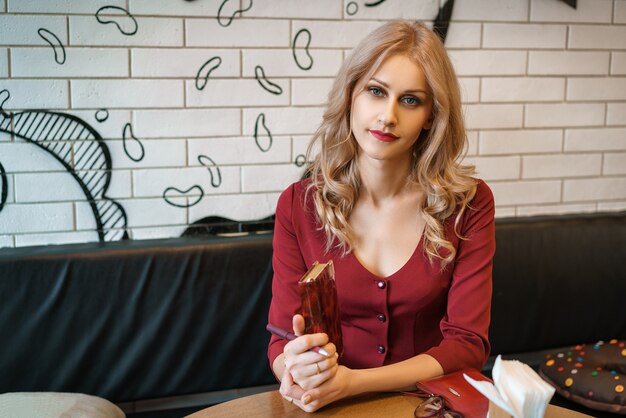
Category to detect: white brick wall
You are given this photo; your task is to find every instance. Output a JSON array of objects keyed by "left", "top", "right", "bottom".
[
  {"left": 525, "top": 103, "right": 605, "bottom": 127},
  {"left": 188, "top": 136, "right": 291, "bottom": 165},
  {"left": 522, "top": 154, "right": 602, "bottom": 178},
  {"left": 569, "top": 25, "right": 626, "bottom": 49},
  {"left": 185, "top": 79, "right": 290, "bottom": 107},
  {"left": 70, "top": 16, "right": 183, "bottom": 47},
  {"left": 344, "top": 1, "right": 438, "bottom": 21},
  {"left": 565, "top": 127, "right": 626, "bottom": 151},
  {"left": 612, "top": 52, "right": 626, "bottom": 75},
  {"left": 448, "top": 50, "right": 527, "bottom": 76},
  {"left": 0, "top": 0, "right": 625, "bottom": 248},
  {"left": 483, "top": 24, "right": 566, "bottom": 49},
  {"left": 133, "top": 109, "right": 240, "bottom": 138},
  {"left": 0, "top": 15, "right": 67, "bottom": 45},
  {"left": 528, "top": 51, "right": 610, "bottom": 75},
  {"left": 480, "top": 130, "right": 563, "bottom": 155},
  {"left": 71, "top": 79, "right": 184, "bottom": 108},
  {"left": 292, "top": 78, "right": 334, "bottom": 106},
  {"left": 481, "top": 77, "right": 565, "bottom": 102},
  {"left": 0, "top": 80, "right": 68, "bottom": 109},
  {"left": 8, "top": 0, "right": 125, "bottom": 14},
  {"left": 0, "top": 49, "right": 8, "bottom": 78},
  {"left": 186, "top": 19, "right": 288, "bottom": 48},
  {"left": 616, "top": 0, "right": 626, "bottom": 23},
  {"left": 604, "top": 152, "right": 626, "bottom": 175},
  {"left": 11, "top": 48, "right": 129, "bottom": 78},
  {"left": 452, "top": 0, "right": 528, "bottom": 22},
  {"left": 607, "top": 103, "right": 626, "bottom": 125},
  {"left": 131, "top": 49, "right": 240, "bottom": 78},
  {"left": 530, "top": 0, "right": 613, "bottom": 23}
]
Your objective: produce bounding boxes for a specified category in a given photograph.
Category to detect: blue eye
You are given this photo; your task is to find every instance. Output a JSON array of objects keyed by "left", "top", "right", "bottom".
[
  {"left": 368, "top": 87, "right": 383, "bottom": 96},
  {"left": 402, "top": 96, "right": 420, "bottom": 106}
]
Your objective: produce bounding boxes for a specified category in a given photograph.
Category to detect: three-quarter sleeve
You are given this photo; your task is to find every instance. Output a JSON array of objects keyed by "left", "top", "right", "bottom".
[
  {"left": 425, "top": 180, "right": 496, "bottom": 373},
  {"left": 267, "top": 184, "right": 308, "bottom": 370}
]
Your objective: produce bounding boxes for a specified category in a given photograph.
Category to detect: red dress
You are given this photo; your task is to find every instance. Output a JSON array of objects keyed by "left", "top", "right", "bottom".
[{"left": 267, "top": 178, "right": 495, "bottom": 374}]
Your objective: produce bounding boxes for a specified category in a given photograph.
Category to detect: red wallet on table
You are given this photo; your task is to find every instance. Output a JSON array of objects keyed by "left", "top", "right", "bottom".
[{"left": 416, "top": 369, "right": 492, "bottom": 418}]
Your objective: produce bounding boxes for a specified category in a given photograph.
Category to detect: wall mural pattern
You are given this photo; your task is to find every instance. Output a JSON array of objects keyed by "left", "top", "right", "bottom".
[
  {"left": 1, "top": 0, "right": 621, "bottom": 248},
  {"left": 0, "top": 90, "right": 128, "bottom": 241}
]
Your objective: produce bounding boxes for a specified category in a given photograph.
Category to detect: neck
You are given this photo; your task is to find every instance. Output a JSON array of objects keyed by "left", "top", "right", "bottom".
[{"left": 357, "top": 154, "right": 415, "bottom": 205}]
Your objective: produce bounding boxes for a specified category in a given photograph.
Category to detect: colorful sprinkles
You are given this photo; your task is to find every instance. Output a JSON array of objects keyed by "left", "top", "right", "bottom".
[{"left": 540, "top": 339, "right": 625, "bottom": 413}]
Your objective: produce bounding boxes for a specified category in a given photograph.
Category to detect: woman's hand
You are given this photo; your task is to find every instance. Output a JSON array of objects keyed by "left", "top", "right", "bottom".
[
  {"left": 296, "top": 365, "right": 354, "bottom": 412},
  {"left": 279, "top": 315, "right": 339, "bottom": 406}
]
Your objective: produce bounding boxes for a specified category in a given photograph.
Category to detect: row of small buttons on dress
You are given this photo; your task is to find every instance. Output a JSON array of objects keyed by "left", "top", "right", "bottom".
[{"left": 377, "top": 280, "right": 387, "bottom": 355}]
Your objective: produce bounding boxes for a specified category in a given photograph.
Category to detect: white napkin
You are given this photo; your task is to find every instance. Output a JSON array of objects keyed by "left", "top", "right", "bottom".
[{"left": 464, "top": 355, "right": 555, "bottom": 418}]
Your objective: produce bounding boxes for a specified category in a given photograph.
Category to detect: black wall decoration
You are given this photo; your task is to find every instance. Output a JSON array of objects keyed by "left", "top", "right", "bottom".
[
  {"left": 346, "top": 2, "right": 359, "bottom": 16},
  {"left": 295, "top": 154, "right": 306, "bottom": 168},
  {"left": 0, "top": 90, "right": 128, "bottom": 242},
  {"left": 122, "top": 122, "right": 145, "bottom": 162},
  {"left": 292, "top": 29, "right": 313, "bottom": 71},
  {"left": 195, "top": 56, "right": 222, "bottom": 91},
  {"left": 95, "top": 109, "right": 109, "bottom": 122},
  {"left": 364, "top": 0, "right": 387, "bottom": 7},
  {"left": 254, "top": 66, "right": 283, "bottom": 95},
  {"left": 95, "top": 5, "right": 138, "bottom": 36},
  {"left": 254, "top": 113, "right": 273, "bottom": 152},
  {"left": 217, "top": 0, "right": 253, "bottom": 27},
  {"left": 0, "top": 161, "right": 7, "bottom": 214},
  {"left": 163, "top": 185, "right": 204, "bottom": 208},
  {"left": 433, "top": 0, "right": 455, "bottom": 43},
  {"left": 37, "top": 28, "right": 66, "bottom": 65},
  {"left": 197, "top": 155, "right": 222, "bottom": 188}
]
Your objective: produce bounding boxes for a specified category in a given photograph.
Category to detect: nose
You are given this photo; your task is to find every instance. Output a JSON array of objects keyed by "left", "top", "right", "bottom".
[{"left": 378, "top": 98, "right": 398, "bottom": 127}]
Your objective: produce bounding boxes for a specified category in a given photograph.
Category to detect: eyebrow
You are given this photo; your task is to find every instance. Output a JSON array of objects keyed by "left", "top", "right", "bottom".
[{"left": 370, "top": 77, "right": 429, "bottom": 94}]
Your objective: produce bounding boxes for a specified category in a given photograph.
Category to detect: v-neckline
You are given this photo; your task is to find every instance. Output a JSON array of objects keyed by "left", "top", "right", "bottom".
[{"left": 349, "top": 231, "right": 425, "bottom": 280}]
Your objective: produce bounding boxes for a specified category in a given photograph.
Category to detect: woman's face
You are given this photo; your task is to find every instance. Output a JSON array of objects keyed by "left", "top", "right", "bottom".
[{"left": 350, "top": 54, "right": 433, "bottom": 166}]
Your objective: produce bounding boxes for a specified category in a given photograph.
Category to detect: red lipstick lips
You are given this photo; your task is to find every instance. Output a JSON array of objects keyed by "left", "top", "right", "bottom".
[{"left": 369, "top": 129, "right": 399, "bottom": 142}]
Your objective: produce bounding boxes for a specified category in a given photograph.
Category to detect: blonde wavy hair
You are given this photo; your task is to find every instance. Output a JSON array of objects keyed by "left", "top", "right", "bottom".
[{"left": 305, "top": 20, "right": 477, "bottom": 268}]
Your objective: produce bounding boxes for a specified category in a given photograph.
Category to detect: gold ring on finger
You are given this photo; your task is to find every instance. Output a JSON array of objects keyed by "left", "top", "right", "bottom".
[{"left": 315, "top": 362, "right": 321, "bottom": 374}]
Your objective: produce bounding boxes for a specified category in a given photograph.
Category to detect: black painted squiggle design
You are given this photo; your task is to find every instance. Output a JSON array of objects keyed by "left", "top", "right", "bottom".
[
  {"left": 37, "top": 28, "right": 66, "bottom": 65},
  {"left": 253, "top": 113, "right": 272, "bottom": 152},
  {"left": 163, "top": 185, "right": 203, "bottom": 208},
  {"left": 198, "top": 155, "right": 222, "bottom": 188},
  {"left": 122, "top": 123, "right": 145, "bottom": 162},
  {"left": 254, "top": 65, "right": 283, "bottom": 95},
  {"left": 364, "top": 0, "right": 387, "bottom": 6},
  {"left": 295, "top": 154, "right": 306, "bottom": 167},
  {"left": 0, "top": 89, "right": 128, "bottom": 242},
  {"left": 433, "top": 0, "right": 455, "bottom": 43},
  {"left": 195, "top": 56, "right": 222, "bottom": 91},
  {"left": 96, "top": 6, "right": 138, "bottom": 36},
  {"left": 346, "top": 2, "right": 359, "bottom": 16},
  {"left": 217, "top": 0, "right": 253, "bottom": 27},
  {"left": 0, "top": 161, "right": 7, "bottom": 214},
  {"left": 292, "top": 29, "right": 313, "bottom": 71},
  {"left": 95, "top": 109, "right": 109, "bottom": 122}
]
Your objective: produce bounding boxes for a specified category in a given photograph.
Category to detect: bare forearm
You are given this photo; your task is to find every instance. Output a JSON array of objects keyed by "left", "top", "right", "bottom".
[{"left": 346, "top": 354, "right": 444, "bottom": 396}]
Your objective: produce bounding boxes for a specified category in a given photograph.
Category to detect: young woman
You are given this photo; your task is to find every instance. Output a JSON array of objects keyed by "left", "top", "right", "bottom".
[{"left": 267, "top": 20, "right": 495, "bottom": 412}]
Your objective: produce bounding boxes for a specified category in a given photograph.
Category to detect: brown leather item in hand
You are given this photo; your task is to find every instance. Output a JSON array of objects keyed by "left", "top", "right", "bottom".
[
  {"left": 298, "top": 260, "right": 343, "bottom": 359},
  {"left": 416, "top": 369, "right": 492, "bottom": 418}
]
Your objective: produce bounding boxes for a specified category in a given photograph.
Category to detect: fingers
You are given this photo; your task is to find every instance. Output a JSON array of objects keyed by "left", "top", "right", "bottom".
[
  {"left": 292, "top": 314, "right": 305, "bottom": 337},
  {"left": 292, "top": 362, "right": 339, "bottom": 391},
  {"left": 279, "top": 364, "right": 304, "bottom": 404},
  {"left": 284, "top": 333, "right": 329, "bottom": 357}
]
